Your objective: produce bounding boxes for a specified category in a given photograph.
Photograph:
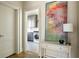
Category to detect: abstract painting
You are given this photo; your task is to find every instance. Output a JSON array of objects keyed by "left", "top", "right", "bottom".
[{"left": 45, "top": 1, "right": 67, "bottom": 42}]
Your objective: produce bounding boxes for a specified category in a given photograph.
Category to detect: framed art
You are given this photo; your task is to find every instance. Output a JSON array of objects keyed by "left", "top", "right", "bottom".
[{"left": 45, "top": 1, "right": 68, "bottom": 42}]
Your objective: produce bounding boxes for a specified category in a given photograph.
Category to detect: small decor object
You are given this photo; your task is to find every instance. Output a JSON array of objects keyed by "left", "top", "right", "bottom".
[{"left": 59, "top": 40, "right": 64, "bottom": 44}]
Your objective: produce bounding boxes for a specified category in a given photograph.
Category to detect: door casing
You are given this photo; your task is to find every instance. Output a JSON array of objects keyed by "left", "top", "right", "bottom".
[{"left": 23, "top": 9, "right": 41, "bottom": 55}]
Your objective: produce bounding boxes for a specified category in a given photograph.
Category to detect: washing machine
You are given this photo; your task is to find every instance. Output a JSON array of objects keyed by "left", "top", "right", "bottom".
[{"left": 33, "top": 31, "right": 39, "bottom": 43}]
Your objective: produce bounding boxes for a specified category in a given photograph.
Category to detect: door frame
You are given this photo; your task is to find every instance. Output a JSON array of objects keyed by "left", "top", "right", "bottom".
[
  {"left": 23, "top": 9, "right": 40, "bottom": 54},
  {"left": 0, "top": 2, "right": 22, "bottom": 54}
]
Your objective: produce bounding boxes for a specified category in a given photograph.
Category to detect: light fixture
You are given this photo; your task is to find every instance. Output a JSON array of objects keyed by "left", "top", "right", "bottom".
[{"left": 63, "top": 23, "right": 73, "bottom": 32}]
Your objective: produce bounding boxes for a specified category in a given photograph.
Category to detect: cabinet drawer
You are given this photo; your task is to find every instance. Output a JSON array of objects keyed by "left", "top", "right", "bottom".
[
  {"left": 46, "top": 44, "right": 61, "bottom": 51},
  {"left": 46, "top": 49, "right": 59, "bottom": 57},
  {"left": 45, "top": 49, "right": 68, "bottom": 58},
  {"left": 46, "top": 44, "right": 69, "bottom": 53},
  {"left": 59, "top": 51, "right": 68, "bottom": 58},
  {"left": 60, "top": 46, "right": 69, "bottom": 52}
]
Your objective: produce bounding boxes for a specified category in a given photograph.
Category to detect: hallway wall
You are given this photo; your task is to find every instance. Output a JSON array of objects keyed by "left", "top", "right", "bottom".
[
  {"left": 68, "top": 1, "right": 78, "bottom": 57},
  {"left": 77, "top": 2, "right": 79, "bottom": 57},
  {"left": 0, "top": 1, "right": 22, "bottom": 8}
]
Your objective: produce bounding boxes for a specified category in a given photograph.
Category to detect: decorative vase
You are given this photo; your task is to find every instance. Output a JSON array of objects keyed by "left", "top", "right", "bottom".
[{"left": 59, "top": 40, "right": 64, "bottom": 44}]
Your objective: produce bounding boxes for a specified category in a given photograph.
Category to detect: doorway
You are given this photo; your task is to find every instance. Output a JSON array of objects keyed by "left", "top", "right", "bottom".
[{"left": 24, "top": 9, "right": 40, "bottom": 55}]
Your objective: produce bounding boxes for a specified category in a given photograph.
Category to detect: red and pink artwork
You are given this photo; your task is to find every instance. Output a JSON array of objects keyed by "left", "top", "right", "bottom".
[{"left": 45, "top": 2, "right": 67, "bottom": 42}]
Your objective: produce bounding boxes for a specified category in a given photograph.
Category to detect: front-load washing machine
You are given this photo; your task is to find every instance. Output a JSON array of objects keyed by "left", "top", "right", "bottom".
[{"left": 33, "top": 31, "right": 39, "bottom": 43}]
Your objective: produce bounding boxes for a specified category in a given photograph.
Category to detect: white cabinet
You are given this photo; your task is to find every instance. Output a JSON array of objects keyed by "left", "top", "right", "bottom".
[{"left": 41, "top": 43, "right": 71, "bottom": 58}]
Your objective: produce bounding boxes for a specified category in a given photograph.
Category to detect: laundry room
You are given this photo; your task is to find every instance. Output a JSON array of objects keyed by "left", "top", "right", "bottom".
[{"left": 25, "top": 9, "right": 39, "bottom": 54}]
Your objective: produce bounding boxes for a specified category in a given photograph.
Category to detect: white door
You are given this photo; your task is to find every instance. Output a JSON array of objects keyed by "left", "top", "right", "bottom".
[{"left": 0, "top": 4, "right": 16, "bottom": 58}]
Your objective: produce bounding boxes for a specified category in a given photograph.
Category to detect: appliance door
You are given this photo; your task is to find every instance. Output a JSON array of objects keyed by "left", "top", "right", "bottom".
[{"left": 33, "top": 31, "right": 39, "bottom": 43}]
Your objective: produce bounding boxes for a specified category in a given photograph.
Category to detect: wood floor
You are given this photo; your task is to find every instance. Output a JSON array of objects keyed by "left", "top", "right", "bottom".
[{"left": 7, "top": 51, "right": 39, "bottom": 58}]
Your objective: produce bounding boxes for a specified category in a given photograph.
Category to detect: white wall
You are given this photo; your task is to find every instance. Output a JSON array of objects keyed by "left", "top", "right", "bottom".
[
  {"left": 23, "top": 1, "right": 45, "bottom": 11},
  {"left": 0, "top": 1, "right": 22, "bottom": 9},
  {"left": 68, "top": 1, "right": 78, "bottom": 57}
]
